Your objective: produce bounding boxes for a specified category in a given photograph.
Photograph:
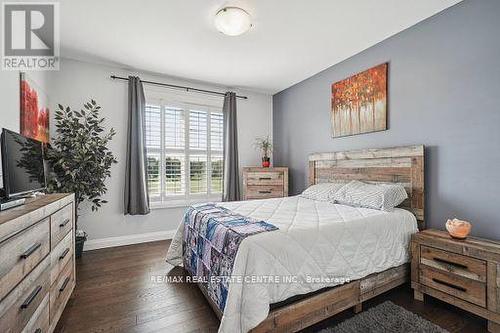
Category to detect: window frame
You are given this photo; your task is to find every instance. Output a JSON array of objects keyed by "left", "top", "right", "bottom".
[{"left": 145, "top": 91, "right": 224, "bottom": 209}]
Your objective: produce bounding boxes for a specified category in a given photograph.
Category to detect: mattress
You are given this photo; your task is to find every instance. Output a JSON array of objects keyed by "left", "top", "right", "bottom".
[{"left": 166, "top": 195, "right": 418, "bottom": 333}]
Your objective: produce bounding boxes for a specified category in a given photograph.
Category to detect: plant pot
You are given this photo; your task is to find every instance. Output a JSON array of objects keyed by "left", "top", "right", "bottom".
[
  {"left": 262, "top": 157, "right": 270, "bottom": 168},
  {"left": 75, "top": 232, "right": 87, "bottom": 259}
]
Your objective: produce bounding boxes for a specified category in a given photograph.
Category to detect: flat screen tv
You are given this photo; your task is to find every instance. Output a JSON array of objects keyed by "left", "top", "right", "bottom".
[{"left": 1, "top": 129, "right": 46, "bottom": 199}]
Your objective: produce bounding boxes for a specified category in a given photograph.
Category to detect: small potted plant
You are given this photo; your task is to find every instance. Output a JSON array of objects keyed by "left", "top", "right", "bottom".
[
  {"left": 46, "top": 100, "right": 117, "bottom": 258},
  {"left": 254, "top": 136, "right": 273, "bottom": 167}
]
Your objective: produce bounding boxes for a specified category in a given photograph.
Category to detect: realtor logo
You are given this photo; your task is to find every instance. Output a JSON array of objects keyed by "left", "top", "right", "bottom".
[{"left": 2, "top": 2, "right": 59, "bottom": 70}]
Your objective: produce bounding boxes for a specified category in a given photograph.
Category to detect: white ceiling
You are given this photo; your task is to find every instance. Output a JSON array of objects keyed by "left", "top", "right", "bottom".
[{"left": 59, "top": 0, "right": 462, "bottom": 94}]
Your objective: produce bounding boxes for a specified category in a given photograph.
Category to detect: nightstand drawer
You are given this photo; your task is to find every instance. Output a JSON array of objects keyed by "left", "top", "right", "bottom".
[
  {"left": 243, "top": 167, "right": 288, "bottom": 200},
  {"left": 419, "top": 265, "right": 486, "bottom": 307},
  {"left": 420, "top": 245, "right": 486, "bottom": 282},
  {"left": 246, "top": 185, "right": 284, "bottom": 199},
  {"left": 412, "top": 229, "right": 500, "bottom": 330},
  {"left": 246, "top": 172, "right": 284, "bottom": 186}
]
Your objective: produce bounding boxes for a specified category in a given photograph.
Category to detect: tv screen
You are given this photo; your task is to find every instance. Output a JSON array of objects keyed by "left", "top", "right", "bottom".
[{"left": 1, "top": 129, "right": 46, "bottom": 198}]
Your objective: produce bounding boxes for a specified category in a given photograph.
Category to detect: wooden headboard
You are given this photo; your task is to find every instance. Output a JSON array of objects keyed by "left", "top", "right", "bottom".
[{"left": 309, "top": 145, "right": 425, "bottom": 230}]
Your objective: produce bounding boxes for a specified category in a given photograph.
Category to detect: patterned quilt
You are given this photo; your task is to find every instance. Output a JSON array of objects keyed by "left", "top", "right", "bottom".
[{"left": 183, "top": 203, "right": 278, "bottom": 311}]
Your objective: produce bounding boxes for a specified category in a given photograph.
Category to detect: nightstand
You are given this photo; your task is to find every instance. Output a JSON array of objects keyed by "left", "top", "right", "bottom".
[
  {"left": 411, "top": 229, "right": 500, "bottom": 332},
  {"left": 242, "top": 167, "right": 288, "bottom": 200}
]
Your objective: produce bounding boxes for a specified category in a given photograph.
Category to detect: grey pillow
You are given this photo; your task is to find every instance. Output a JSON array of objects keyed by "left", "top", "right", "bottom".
[
  {"left": 333, "top": 180, "right": 408, "bottom": 211},
  {"left": 300, "top": 183, "right": 345, "bottom": 201}
]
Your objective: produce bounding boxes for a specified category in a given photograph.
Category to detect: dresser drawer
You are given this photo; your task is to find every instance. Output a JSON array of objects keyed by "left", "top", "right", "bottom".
[
  {"left": 0, "top": 218, "right": 50, "bottom": 301},
  {"left": 50, "top": 259, "right": 74, "bottom": 322},
  {"left": 0, "top": 256, "right": 50, "bottom": 333},
  {"left": 419, "top": 265, "right": 486, "bottom": 307},
  {"left": 246, "top": 185, "right": 284, "bottom": 199},
  {"left": 21, "top": 294, "right": 49, "bottom": 333},
  {"left": 420, "top": 245, "right": 486, "bottom": 282},
  {"left": 50, "top": 204, "right": 73, "bottom": 250},
  {"left": 246, "top": 171, "right": 284, "bottom": 186},
  {"left": 50, "top": 231, "right": 73, "bottom": 286}
]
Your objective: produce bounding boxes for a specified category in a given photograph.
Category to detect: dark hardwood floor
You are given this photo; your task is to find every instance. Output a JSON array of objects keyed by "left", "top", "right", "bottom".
[{"left": 55, "top": 240, "right": 488, "bottom": 333}]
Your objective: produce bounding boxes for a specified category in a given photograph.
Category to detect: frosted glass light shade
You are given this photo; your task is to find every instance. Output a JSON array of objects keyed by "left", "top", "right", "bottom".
[{"left": 214, "top": 7, "right": 252, "bottom": 36}]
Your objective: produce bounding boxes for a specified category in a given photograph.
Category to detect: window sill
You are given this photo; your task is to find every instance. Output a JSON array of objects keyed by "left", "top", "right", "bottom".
[{"left": 150, "top": 196, "right": 222, "bottom": 210}]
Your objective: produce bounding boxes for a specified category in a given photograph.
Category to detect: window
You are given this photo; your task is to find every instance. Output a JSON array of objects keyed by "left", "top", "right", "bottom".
[{"left": 145, "top": 100, "right": 223, "bottom": 207}]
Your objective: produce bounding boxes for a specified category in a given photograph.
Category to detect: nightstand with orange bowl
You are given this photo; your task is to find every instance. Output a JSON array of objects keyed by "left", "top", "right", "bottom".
[{"left": 411, "top": 229, "right": 500, "bottom": 332}]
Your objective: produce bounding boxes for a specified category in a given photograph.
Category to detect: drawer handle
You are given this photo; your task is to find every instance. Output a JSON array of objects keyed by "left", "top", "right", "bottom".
[
  {"left": 20, "top": 243, "right": 42, "bottom": 259},
  {"left": 432, "top": 278, "right": 467, "bottom": 292},
  {"left": 59, "top": 248, "right": 70, "bottom": 260},
  {"left": 258, "top": 191, "right": 272, "bottom": 194},
  {"left": 259, "top": 177, "right": 272, "bottom": 180},
  {"left": 433, "top": 257, "right": 468, "bottom": 270},
  {"left": 59, "top": 276, "right": 70, "bottom": 293},
  {"left": 35, "top": 329, "right": 42, "bottom": 333},
  {"left": 59, "top": 219, "right": 71, "bottom": 228},
  {"left": 20, "top": 285, "right": 42, "bottom": 309}
]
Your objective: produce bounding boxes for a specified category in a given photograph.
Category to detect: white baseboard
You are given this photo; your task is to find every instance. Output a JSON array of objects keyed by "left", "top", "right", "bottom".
[{"left": 84, "top": 229, "right": 176, "bottom": 251}]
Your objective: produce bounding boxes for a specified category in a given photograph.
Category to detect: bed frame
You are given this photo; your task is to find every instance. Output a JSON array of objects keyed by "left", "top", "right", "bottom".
[
  {"left": 207, "top": 145, "right": 425, "bottom": 332},
  {"left": 308, "top": 144, "right": 425, "bottom": 230}
]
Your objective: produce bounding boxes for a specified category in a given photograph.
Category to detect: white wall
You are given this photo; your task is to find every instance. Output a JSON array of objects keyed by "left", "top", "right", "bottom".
[
  {"left": 48, "top": 58, "right": 273, "bottom": 242},
  {"left": 0, "top": 71, "right": 21, "bottom": 132}
]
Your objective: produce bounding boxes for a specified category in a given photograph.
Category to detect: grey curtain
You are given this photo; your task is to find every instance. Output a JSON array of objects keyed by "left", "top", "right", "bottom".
[
  {"left": 222, "top": 92, "right": 241, "bottom": 201},
  {"left": 124, "top": 76, "right": 150, "bottom": 215}
]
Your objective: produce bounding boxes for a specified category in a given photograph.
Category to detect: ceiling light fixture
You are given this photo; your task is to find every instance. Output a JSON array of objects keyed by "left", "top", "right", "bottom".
[{"left": 214, "top": 7, "right": 252, "bottom": 36}]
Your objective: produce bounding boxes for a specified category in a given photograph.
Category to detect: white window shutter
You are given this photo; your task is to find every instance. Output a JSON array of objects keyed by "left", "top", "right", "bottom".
[{"left": 144, "top": 99, "right": 223, "bottom": 206}]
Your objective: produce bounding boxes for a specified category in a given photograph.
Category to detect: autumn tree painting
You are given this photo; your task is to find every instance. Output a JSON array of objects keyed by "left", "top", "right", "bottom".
[
  {"left": 20, "top": 73, "right": 50, "bottom": 143},
  {"left": 331, "top": 63, "right": 387, "bottom": 138}
]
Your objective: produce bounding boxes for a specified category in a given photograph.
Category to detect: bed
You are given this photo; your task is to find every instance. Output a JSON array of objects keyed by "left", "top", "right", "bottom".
[{"left": 166, "top": 145, "right": 425, "bottom": 333}]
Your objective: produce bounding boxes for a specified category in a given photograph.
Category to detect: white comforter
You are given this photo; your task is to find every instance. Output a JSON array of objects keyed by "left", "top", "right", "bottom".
[{"left": 166, "top": 196, "right": 418, "bottom": 333}]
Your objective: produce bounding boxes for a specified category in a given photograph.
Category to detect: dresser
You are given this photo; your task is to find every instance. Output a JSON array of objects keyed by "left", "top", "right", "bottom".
[
  {"left": 0, "top": 193, "right": 75, "bottom": 333},
  {"left": 411, "top": 229, "right": 500, "bottom": 333},
  {"left": 242, "top": 167, "right": 288, "bottom": 200}
]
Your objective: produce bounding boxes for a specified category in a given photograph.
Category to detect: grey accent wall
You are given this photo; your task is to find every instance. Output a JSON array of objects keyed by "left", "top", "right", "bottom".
[{"left": 273, "top": 0, "right": 500, "bottom": 239}]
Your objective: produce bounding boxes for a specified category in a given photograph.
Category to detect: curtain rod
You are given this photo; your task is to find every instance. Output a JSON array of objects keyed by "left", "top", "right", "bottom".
[{"left": 110, "top": 75, "right": 248, "bottom": 100}]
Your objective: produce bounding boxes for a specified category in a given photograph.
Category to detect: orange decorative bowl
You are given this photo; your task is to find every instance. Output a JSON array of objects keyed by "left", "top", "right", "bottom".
[{"left": 445, "top": 218, "right": 471, "bottom": 239}]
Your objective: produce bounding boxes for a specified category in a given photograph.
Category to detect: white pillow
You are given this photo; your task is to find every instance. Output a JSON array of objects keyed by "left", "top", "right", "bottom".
[
  {"left": 333, "top": 180, "right": 408, "bottom": 211},
  {"left": 300, "top": 183, "right": 345, "bottom": 201}
]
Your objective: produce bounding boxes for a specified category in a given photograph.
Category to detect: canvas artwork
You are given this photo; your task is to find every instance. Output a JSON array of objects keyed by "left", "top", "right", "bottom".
[
  {"left": 20, "top": 72, "right": 50, "bottom": 143},
  {"left": 331, "top": 63, "right": 387, "bottom": 138}
]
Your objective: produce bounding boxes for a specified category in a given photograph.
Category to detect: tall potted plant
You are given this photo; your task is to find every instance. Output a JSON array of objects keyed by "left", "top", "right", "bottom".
[
  {"left": 253, "top": 136, "right": 273, "bottom": 167},
  {"left": 47, "top": 100, "right": 117, "bottom": 258}
]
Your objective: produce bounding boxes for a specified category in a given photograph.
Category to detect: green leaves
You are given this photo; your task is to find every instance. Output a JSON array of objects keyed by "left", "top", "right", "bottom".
[
  {"left": 253, "top": 136, "right": 273, "bottom": 157},
  {"left": 46, "top": 100, "right": 117, "bottom": 223}
]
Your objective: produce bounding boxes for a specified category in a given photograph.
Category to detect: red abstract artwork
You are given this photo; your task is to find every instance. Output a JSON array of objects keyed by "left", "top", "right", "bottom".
[
  {"left": 20, "top": 73, "right": 49, "bottom": 143},
  {"left": 331, "top": 63, "right": 387, "bottom": 138}
]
